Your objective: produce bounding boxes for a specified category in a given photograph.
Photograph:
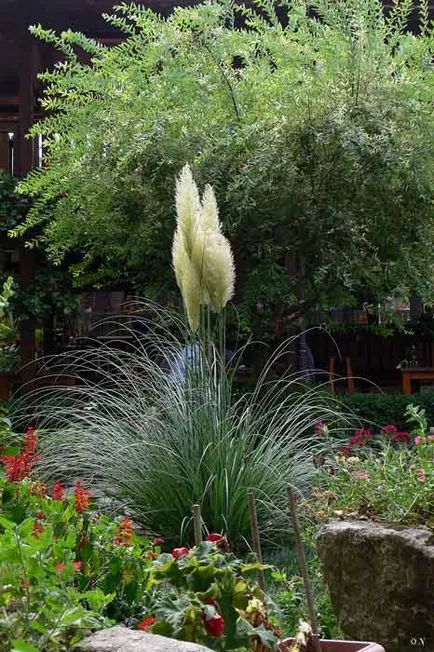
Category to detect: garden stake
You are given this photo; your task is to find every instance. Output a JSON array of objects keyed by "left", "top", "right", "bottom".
[
  {"left": 247, "top": 492, "right": 265, "bottom": 591},
  {"left": 287, "top": 486, "right": 322, "bottom": 652},
  {"left": 192, "top": 504, "right": 202, "bottom": 545}
]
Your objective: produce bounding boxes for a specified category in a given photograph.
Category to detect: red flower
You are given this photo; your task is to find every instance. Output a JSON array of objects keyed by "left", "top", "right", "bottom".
[
  {"left": 171, "top": 547, "right": 189, "bottom": 559},
  {"left": 55, "top": 562, "right": 66, "bottom": 573},
  {"left": 339, "top": 446, "right": 351, "bottom": 457},
  {"left": 52, "top": 480, "right": 65, "bottom": 501},
  {"left": 23, "top": 426, "right": 37, "bottom": 455},
  {"left": 1, "top": 427, "right": 40, "bottom": 482},
  {"left": 204, "top": 612, "right": 225, "bottom": 637},
  {"left": 381, "top": 424, "right": 398, "bottom": 437},
  {"left": 36, "top": 512, "right": 45, "bottom": 520},
  {"left": 73, "top": 480, "right": 92, "bottom": 513},
  {"left": 350, "top": 429, "right": 373, "bottom": 448},
  {"left": 113, "top": 516, "right": 133, "bottom": 546},
  {"left": 152, "top": 537, "right": 165, "bottom": 547},
  {"left": 73, "top": 561, "right": 82, "bottom": 571},
  {"left": 393, "top": 431, "right": 410, "bottom": 444},
  {"left": 206, "top": 533, "right": 225, "bottom": 544},
  {"left": 137, "top": 617, "right": 156, "bottom": 631}
]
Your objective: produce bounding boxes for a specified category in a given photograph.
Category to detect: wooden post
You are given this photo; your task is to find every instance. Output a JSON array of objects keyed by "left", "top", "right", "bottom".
[
  {"left": 247, "top": 492, "right": 265, "bottom": 591},
  {"left": 192, "top": 504, "right": 202, "bottom": 546},
  {"left": 328, "top": 356, "right": 335, "bottom": 394},
  {"left": 345, "top": 356, "right": 355, "bottom": 394},
  {"left": 287, "top": 486, "right": 322, "bottom": 652}
]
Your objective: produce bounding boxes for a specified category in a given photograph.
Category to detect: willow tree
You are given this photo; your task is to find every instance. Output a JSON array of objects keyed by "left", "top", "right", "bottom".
[{"left": 16, "top": 0, "right": 434, "bottom": 336}]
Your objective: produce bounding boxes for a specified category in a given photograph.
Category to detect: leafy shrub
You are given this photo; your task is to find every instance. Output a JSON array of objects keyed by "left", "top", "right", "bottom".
[
  {"left": 340, "top": 392, "right": 434, "bottom": 432},
  {"left": 16, "top": 1, "right": 434, "bottom": 334},
  {"left": 142, "top": 540, "right": 280, "bottom": 650},
  {"left": 0, "top": 429, "right": 159, "bottom": 651}
]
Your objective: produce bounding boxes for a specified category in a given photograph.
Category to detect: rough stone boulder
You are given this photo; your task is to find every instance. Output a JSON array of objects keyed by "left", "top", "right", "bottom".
[
  {"left": 75, "top": 626, "right": 212, "bottom": 652},
  {"left": 316, "top": 520, "right": 434, "bottom": 652}
]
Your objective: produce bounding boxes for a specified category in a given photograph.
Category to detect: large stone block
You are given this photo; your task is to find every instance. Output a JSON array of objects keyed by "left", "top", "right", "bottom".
[
  {"left": 75, "top": 626, "right": 212, "bottom": 652},
  {"left": 316, "top": 520, "right": 434, "bottom": 652}
]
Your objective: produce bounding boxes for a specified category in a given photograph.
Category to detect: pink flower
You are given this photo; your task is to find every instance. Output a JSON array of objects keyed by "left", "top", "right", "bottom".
[
  {"left": 171, "top": 547, "right": 189, "bottom": 559},
  {"left": 414, "top": 436, "right": 425, "bottom": 446},
  {"left": 393, "top": 431, "right": 410, "bottom": 444},
  {"left": 416, "top": 468, "right": 426, "bottom": 483},
  {"left": 73, "top": 561, "right": 82, "bottom": 571},
  {"left": 55, "top": 562, "right": 65, "bottom": 573},
  {"left": 427, "top": 435, "right": 434, "bottom": 442},
  {"left": 350, "top": 429, "right": 373, "bottom": 448},
  {"left": 381, "top": 424, "right": 398, "bottom": 437},
  {"left": 314, "top": 421, "right": 328, "bottom": 437},
  {"left": 354, "top": 470, "right": 370, "bottom": 481}
]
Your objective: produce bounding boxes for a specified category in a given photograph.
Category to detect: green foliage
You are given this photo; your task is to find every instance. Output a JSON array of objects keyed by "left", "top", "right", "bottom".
[
  {"left": 340, "top": 392, "right": 434, "bottom": 431},
  {"left": 0, "top": 171, "right": 78, "bottom": 325},
  {"left": 0, "top": 431, "right": 159, "bottom": 650},
  {"left": 15, "top": 0, "right": 434, "bottom": 335},
  {"left": 269, "top": 548, "right": 340, "bottom": 640},
  {"left": 143, "top": 541, "right": 280, "bottom": 650},
  {"left": 0, "top": 277, "right": 19, "bottom": 373},
  {"left": 304, "top": 426, "right": 434, "bottom": 529}
]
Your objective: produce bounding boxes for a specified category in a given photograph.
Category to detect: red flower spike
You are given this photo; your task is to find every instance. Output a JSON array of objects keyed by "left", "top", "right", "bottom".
[
  {"left": 137, "top": 617, "right": 156, "bottom": 631},
  {"left": 73, "top": 480, "right": 92, "bottom": 513},
  {"left": 171, "top": 547, "right": 189, "bottom": 559},
  {"left": 52, "top": 480, "right": 65, "bottom": 501},
  {"left": 113, "top": 516, "right": 134, "bottom": 546},
  {"left": 1, "top": 427, "right": 40, "bottom": 482}
]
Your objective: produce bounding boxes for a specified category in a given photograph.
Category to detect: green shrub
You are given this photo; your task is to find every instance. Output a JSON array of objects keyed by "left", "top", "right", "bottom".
[
  {"left": 142, "top": 541, "right": 280, "bottom": 650},
  {"left": 340, "top": 392, "right": 434, "bottom": 431},
  {"left": 0, "top": 429, "right": 158, "bottom": 650}
]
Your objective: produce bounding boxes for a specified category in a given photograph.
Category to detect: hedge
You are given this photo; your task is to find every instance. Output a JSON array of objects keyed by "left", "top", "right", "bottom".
[{"left": 339, "top": 392, "right": 434, "bottom": 430}]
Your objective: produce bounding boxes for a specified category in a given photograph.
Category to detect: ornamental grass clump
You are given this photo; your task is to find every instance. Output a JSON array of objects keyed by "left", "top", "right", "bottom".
[{"left": 15, "top": 169, "right": 349, "bottom": 547}]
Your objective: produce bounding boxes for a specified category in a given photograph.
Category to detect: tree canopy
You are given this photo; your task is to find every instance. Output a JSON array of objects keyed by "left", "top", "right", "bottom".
[{"left": 16, "top": 0, "right": 434, "bottom": 335}]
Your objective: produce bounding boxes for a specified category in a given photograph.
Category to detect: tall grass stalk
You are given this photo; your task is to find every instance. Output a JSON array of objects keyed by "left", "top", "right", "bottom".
[{"left": 15, "top": 305, "right": 350, "bottom": 547}]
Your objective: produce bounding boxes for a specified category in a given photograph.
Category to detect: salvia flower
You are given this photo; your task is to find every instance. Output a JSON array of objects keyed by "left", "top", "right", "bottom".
[
  {"left": 73, "top": 480, "right": 92, "bottom": 513},
  {"left": 381, "top": 424, "right": 398, "bottom": 437},
  {"left": 52, "top": 480, "right": 65, "bottom": 501},
  {"left": 137, "top": 617, "right": 156, "bottom": 632},
  {"left": 113, "top": 516, "right": 133, "bottom": 546},
  {"left": 1, "top": 427, "right": 40, "bottom": 482}
]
